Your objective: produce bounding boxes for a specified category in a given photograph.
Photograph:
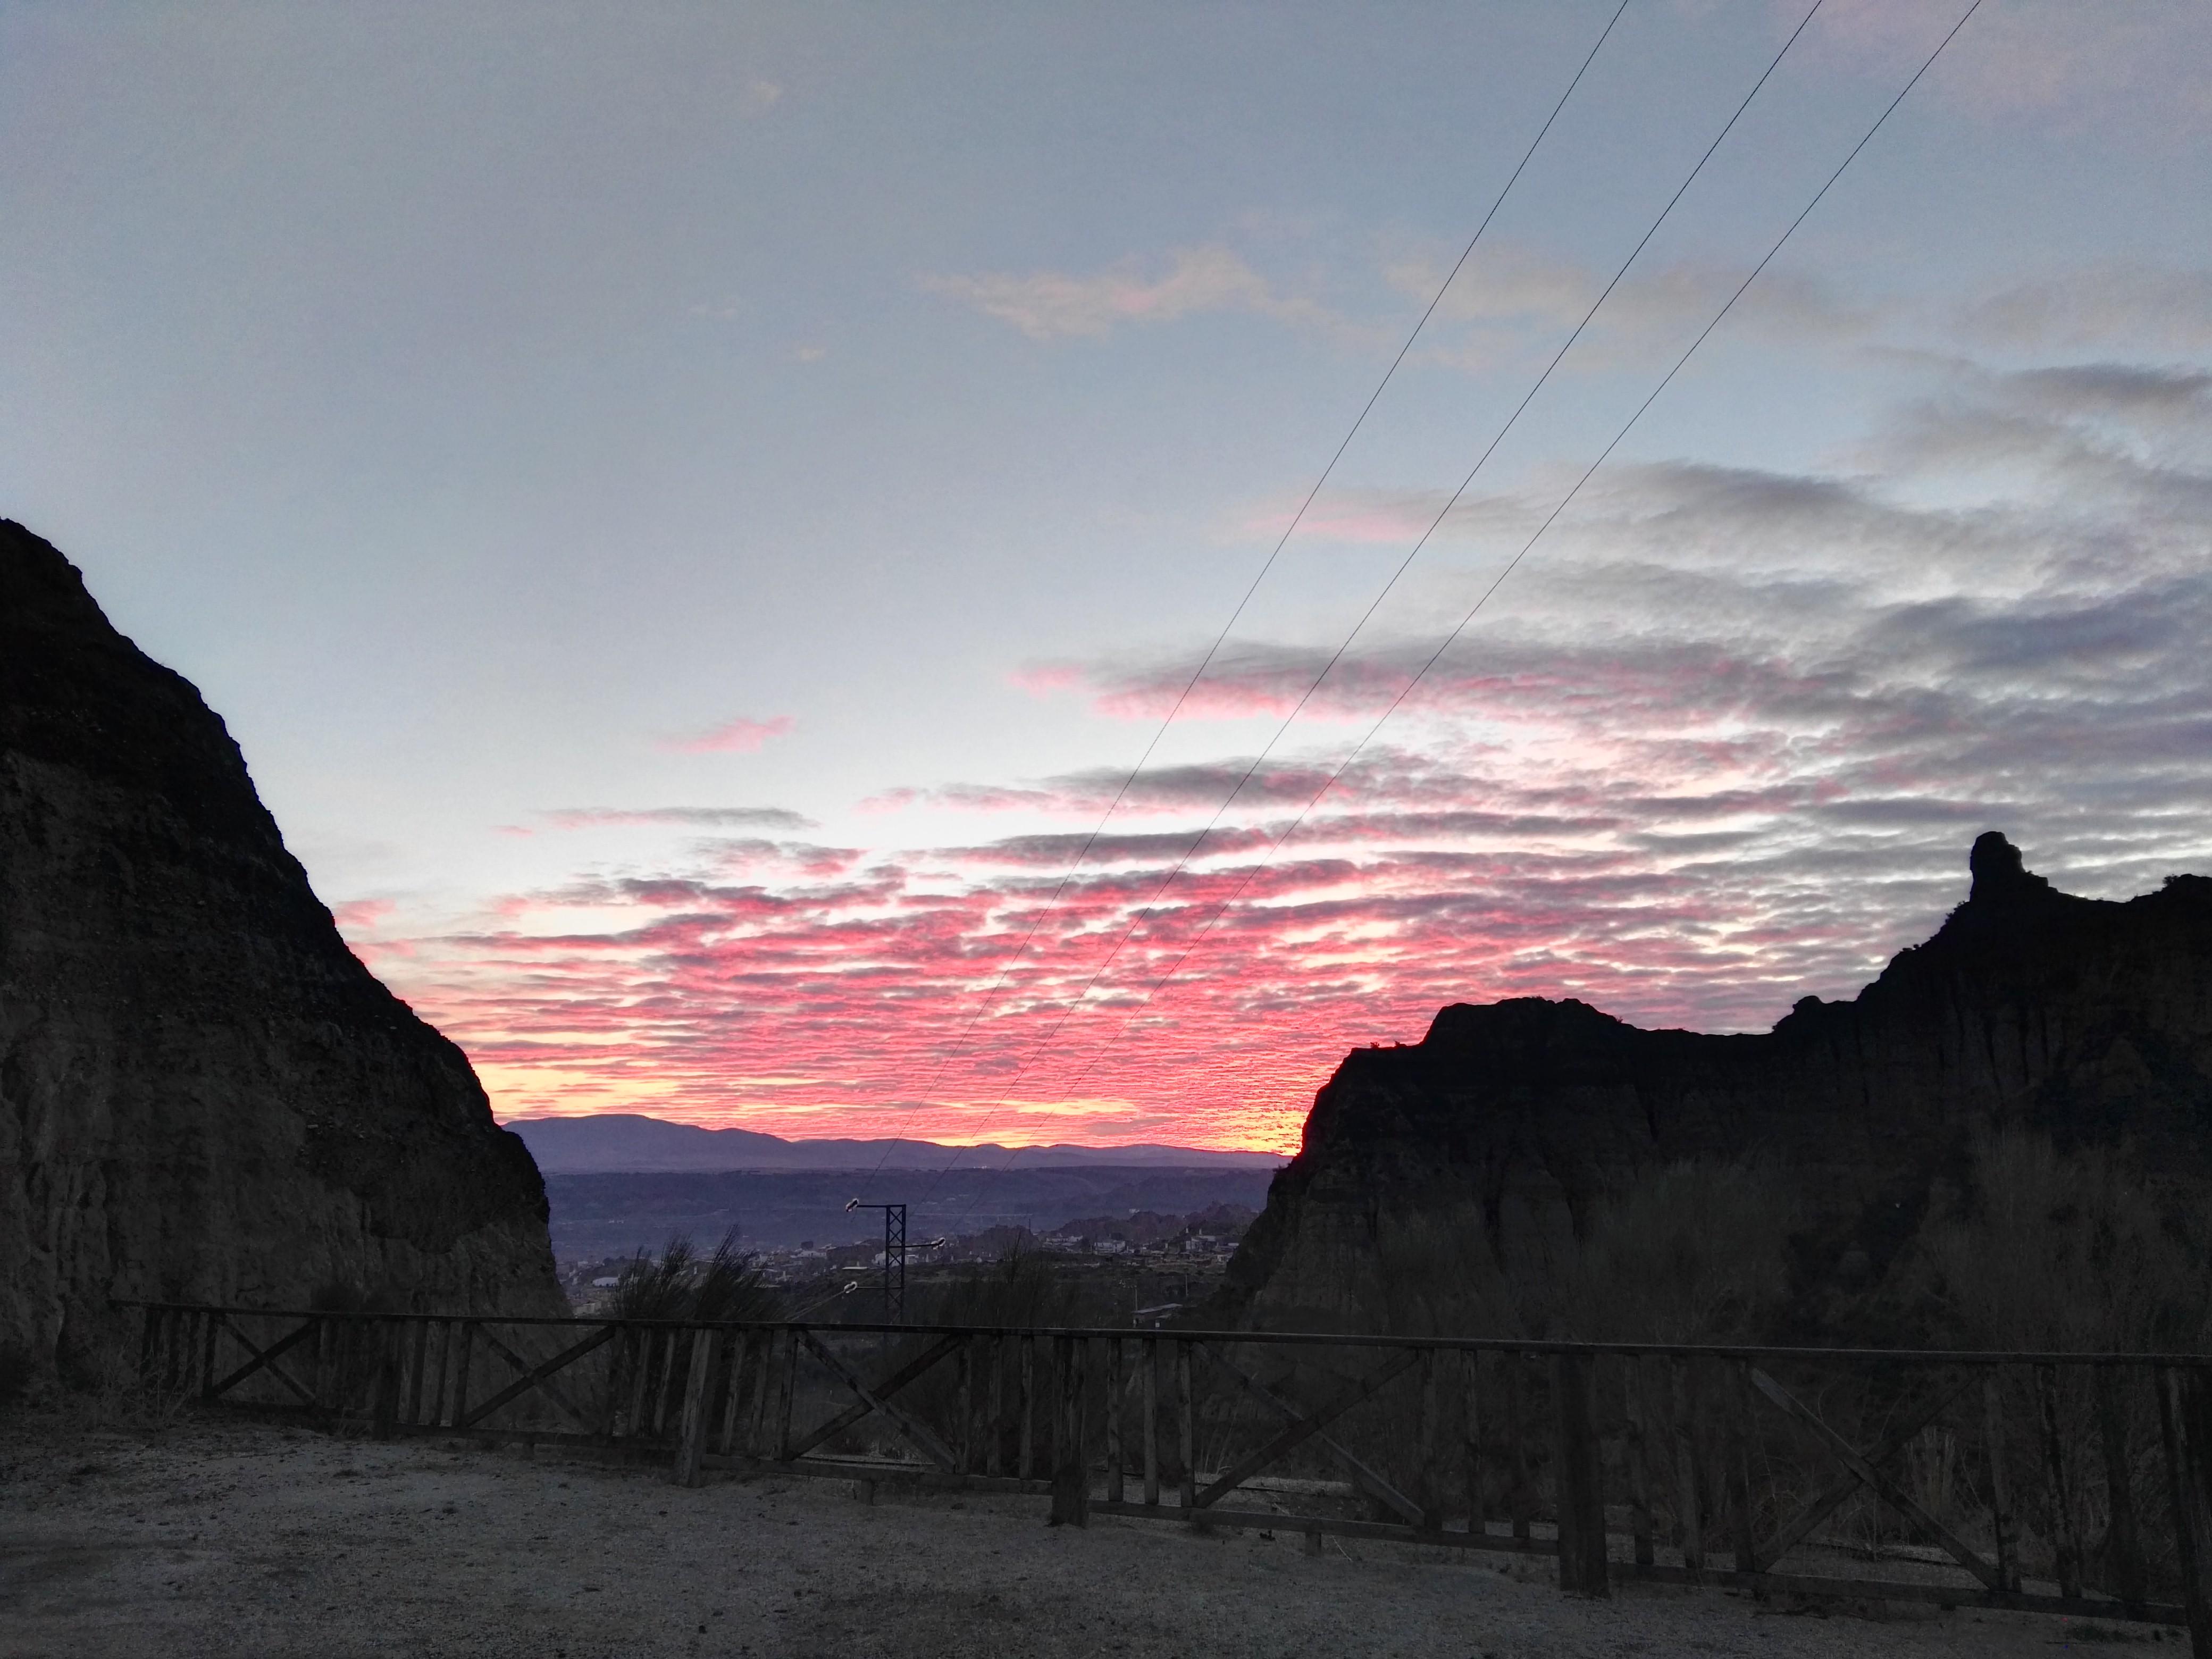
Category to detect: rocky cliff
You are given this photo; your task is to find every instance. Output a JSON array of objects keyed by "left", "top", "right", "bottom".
[
  {"left": 1, "top": 521, "right": 562, "bottom": 1388},
  {"left": 1224, "top": 832, "right": 2212, "bottom": 1331}
]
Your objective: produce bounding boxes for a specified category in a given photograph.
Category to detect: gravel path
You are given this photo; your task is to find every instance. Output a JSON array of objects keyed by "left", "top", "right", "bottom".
[{"left": 0, "top": 1411, "right": 2163, "bottom": 1657}]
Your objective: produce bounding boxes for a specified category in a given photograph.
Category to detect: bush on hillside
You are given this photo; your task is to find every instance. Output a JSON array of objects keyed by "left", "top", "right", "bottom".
[
  {"left": 1904, "top": 1128, "right": 2211, "bottom": 1353},
  {"left": 613, "top": 1227, "right": 782, "bottom": 1323}
]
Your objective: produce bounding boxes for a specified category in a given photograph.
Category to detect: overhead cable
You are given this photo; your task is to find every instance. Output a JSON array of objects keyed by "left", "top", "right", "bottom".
[
  {"left": 851, "top": 0, "right": 1635, "bottom": 1196},
  {"left": 926, "top": 0, "right": 1832, "bottom": 1201},
  {"left": 1021, "top": 0, "right": 1989, "bottom": 1129}
]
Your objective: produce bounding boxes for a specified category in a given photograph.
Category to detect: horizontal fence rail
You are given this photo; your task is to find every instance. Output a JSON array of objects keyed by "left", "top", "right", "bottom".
[{"left": 124, "top": 1303, "right": 2212, "bottom": 1650}]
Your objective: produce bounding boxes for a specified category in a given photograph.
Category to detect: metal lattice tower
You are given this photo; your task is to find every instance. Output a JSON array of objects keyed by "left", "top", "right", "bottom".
[{"left": 845, "top": 1201, "right": 907, "bottom": 1323}]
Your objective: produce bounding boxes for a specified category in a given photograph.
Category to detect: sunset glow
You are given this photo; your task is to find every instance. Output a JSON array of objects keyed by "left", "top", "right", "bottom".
[
  {"left": 15, "top": 4, "right": 2210, "bottom": 1154},
  {"left": 343, "top": 377, "right": 2212, "bottom": 1151}
]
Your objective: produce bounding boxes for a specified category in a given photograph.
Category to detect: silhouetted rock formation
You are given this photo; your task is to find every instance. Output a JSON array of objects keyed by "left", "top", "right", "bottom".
[
  {"left": 0, "top": 522, "right": 562, "bottom": 1388},
  {"left": 1225, "top": 832, "right": 2212, "bottom": 1330}
]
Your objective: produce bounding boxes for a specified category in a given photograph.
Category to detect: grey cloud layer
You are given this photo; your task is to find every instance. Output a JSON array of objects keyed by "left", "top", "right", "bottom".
[{"left": 973, "top": 353, "right": 2212, "bottom": 947}]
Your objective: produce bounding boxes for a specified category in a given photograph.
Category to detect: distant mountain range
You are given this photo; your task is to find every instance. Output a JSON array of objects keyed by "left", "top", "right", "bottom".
[{"left": 505, "top": 1112, "right": 1283, "bottom": 1176}]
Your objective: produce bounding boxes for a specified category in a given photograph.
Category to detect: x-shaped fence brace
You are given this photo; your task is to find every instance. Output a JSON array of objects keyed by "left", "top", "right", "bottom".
[
  {"left": 774, "top": 1334, "right": 1434, "bottom": 1523},
  {"left": 177, "top": 1309, "right": 2020, "bottom": 1586},
  {"left": 198, "top": 1313, "right": 610, "bottom": 1435},
  {"left": 1747, "top": 1367, "right": 2001, "bottom": 1589},
  {"left": 129, "top": 1302, "right": 2212, "bottom": 1651},
  {"left": 789, "top": 1330, "right": 965, "bottom": 1471},
  {"left": 206, "top": 1313, "right": 320, "bottom": 1409},
  {"left": 456, "top": 1325, "right": 616, "bottom": 1433},
  {"left": 1194, "top": 1344, "right": 1424, "bottom": 1521}
]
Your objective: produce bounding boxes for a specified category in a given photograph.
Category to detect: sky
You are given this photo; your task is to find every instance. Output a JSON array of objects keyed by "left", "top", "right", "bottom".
[{"left": 6, "top": 1, "right": 2212, "bottom": 1155}]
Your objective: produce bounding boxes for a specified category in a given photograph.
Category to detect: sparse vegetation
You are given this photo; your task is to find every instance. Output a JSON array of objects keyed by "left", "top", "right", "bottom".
[
  {"left": 924, "top": 1244, "right": 1091, "bottom": 1330},
  {"left": 1904, "top": 1129, "right": 2212, "bottom": 1353},
  {"left": 1366, "top": 1160, "right": 1799, "bottom": 1344},
  {"left": 612, "top": 1228, "right": 783, "bottom": 1323},
  {"left": 1351, "top": 1133, "right": 2199, "bottom": 1359}
]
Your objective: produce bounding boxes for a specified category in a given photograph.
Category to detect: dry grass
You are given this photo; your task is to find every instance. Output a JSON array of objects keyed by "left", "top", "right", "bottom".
[
  {"left": 1368, "top": 1160, "right": 1799, "bottom": 1344},
  {"left": 1908, "top": 1130, "right": 2212, "bottom": 1353},
  {"left": 610, "top": 1227, "right": 783, "bottom": 1324}
]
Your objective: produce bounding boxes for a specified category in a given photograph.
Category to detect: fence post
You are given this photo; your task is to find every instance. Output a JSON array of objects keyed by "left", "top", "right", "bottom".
[
  {"left": 598, "top": 1327, "right": 626, "bottom": 1440},
  {"left": 1418, "top": 1347, "right": 1443, "bottom": 1532},
  {"left": 372, "top": 1320, "right": 400, "bottom": 1442},
  {"left": 1018, "top": 1336, "right": 1037, "bottom": 1480},
  {"left": 773, "top": 1327, "right": 798, "bottom": 1462},
  {"left": 1143, "top": 1336, "right": 1160, "bottom": 1506},
  {"left": 623, "top": 1329, "right": 655, "bottom": 1439},
  {"left": 1464, "top": 1351, "right": 1487, "bottom": 1540},
  {"left": 1050, "top": 1335, "right": 1090, "bottom": 1526},
  {"left": 1105, "top": 1338, "right": 1125, "bottom": 1504},
  {"left": 1626, "top": 1356, "right": 1655, "bottom": 1568},
  {"left": 1671, "top": 1357, "right": 1704, "bottom": 1574},
  {"left": 402, "top": 1319, "right": 427, "bottom": 1427},
  {"left": 718, "top": 1330, "right": 755, "bottom": 1456},
  {"left": 1553, "top": 1351, "right": 1609, "bottom": 1597},
  {"left": 1048, "top": 1333, "right": 1066, "bottom": 1483},
  {"left": 744, "top": 1330, "right": 773, "bottom": 1455},
  {"left": 653, "top": 1329, "right": 682, "bottom": 1437},
  {"left": 1176, "top": 1341, "right": 1196, "bottom": 1511},
  {"left": 138, "top": 1306, "right": 160, "bottom": 1392},
  {"left": 1507, "top": 1352, "right": 1533, "bottom": 1543},
  {"left": 985, "top": 1335, "right": 1005, "bottom": 1478},
  {"left": 954, "top": 1336, "right": 973, "bottom": 1475},
  {"left": 429, "top": 1320, "right": 454, "bottom": 1429},
  {"left": 2037, "top": 1364, "right": 2084, "bottom": 1599},
  {"left": 452, "top": 1321, "right": 477, "bottom": 1431},
  {"left": 1983, "top": 1369, "right": 2020, "bottom": 1592},
  {"left": 2097, "top": 1365, "right": 2147, "bottom": 1613},
  {"left": 1729, "top": 1362, "right": 1761, "bottom": 1585},
  {"left": 2156, "top": 1368, "right": 2212, "bottom": 1658},
  {"left": 672, "top": 1327, "right": 714, "bottom": 1487}
]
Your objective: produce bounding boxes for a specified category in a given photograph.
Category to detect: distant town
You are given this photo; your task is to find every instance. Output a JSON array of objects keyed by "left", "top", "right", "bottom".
[{"left": 557, "top": 1202, "right": 1259, "bottom": 1321}]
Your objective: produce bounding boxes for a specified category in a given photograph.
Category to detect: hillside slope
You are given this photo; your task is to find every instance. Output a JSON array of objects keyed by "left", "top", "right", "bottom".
[
  {"left": 1224, "top": 832, "right": 2212, "bottom": 1331},
  {"left": 0, "top": 522, "right": 563, "bottom": 1387}
]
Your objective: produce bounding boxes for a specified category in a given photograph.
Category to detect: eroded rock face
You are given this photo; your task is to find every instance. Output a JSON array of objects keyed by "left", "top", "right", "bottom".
[
  {"left": 1225, "top": 832, "right": 2212, "bottom": 1330},
  {"left": 1, "top": 522, "right": 563, "bottom": 1387}
]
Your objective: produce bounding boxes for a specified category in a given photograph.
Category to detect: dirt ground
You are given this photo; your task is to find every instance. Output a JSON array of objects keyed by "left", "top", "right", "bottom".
[{"left": 0, "top": 1409, "right": 2175, "bottom": 1658}]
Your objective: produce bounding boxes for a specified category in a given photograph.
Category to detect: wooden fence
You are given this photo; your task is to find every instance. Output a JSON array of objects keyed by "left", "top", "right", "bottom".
[{"left": 129, "top": 1303, "right": 2212, "bottom": 1649}]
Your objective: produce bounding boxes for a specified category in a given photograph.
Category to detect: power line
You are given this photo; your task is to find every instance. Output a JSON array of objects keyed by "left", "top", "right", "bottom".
[
  {"left": 924, "top": 0, "right": 1831, "bottom": 1202},
  {"left": 851, "top": 0, "right": 1635, "bottom": 1196},
  {"left": 1020, "top": 0, "right": 1989, "bottom": 1130},
  {"left": 785, "top": 1277, "right": 865, "bottom": 1321}
]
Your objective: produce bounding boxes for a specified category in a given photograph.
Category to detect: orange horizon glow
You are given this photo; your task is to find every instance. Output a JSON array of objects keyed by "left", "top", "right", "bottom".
[{"left": 336, "top": 700, "right": 2002, "bottom": 1160}]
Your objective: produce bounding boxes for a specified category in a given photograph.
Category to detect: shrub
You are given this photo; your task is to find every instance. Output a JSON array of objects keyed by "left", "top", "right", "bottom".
[
  {"left": 1366, "top": 1160, "right": 1799, "bottom": 1343},
  {"left": 612, "top": 1227, "right": 782, "bottom": 1323},
  {"left": 1905, "top": 1129, "right": 2211, "bottom": 1353},
  {"left": 924, "top": 1244, "right": 1086, "bottom": 1330}
]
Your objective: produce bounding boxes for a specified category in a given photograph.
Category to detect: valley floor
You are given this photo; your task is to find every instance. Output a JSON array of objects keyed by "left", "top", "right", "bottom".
[{"left": 0, "top": 1410, "right": 2151, "bottom": 1658}]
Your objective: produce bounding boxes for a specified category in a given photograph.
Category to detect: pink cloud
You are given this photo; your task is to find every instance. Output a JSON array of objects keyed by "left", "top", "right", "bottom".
[
  {"left": 353, "top": 389, "right": 2212, "bottom": 1152},
  {"left": 1811, "top": 0, "right": 2212, "bottom": 131},
  {"left": 329, "top": 898, "right": 396, "bottom": 932},
  {"left": 856, "top": 788, "right": 918, "bottom": 814},
  {"left": 1009, "top": 663, "right": 1083, "bottom": 697},
  {"left": 922, "top": 245, "right": 1347, "bottom": 342},
  {"left": 660, "top": 716, "right": 795, "bottom": 755}
]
